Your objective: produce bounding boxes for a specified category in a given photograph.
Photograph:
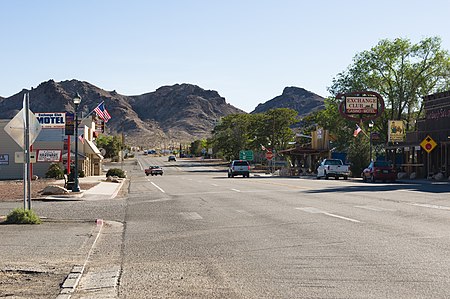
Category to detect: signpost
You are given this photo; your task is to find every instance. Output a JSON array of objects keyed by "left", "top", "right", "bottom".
[
  {"left": 3, "top": 93, "right": 42, "bottom": 210},
  {"left": 420, "top": 135, "right": 438, "bottom": 177}
]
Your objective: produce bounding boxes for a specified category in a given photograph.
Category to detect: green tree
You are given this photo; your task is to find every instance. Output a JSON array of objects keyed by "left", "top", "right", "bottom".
[
  {"left": 329, "top": 37, "right": 450, "bottom": 130},
  {"left": 95, "top": 135, "right": 122, "bottom": 159},
  {"left": 211, "top": 108, "right": 298, "bottom": 160},
  {"left": 212, "top": 114, "right": 252, "bottom": 160}
]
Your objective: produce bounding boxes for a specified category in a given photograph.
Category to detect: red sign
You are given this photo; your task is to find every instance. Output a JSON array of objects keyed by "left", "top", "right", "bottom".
[{"left": 266, "top": 151, "right": 274, "bottom": 160}]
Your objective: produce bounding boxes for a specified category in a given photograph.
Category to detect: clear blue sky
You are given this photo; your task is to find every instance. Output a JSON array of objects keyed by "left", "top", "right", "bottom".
[{"left": 1, "top": 0, "right": 449, "bottom": 112}]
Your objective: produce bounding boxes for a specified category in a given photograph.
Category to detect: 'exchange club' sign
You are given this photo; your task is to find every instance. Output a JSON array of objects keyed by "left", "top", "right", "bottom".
[
  {"left": 36, "top": 112, "right": 66, "bottom": 129},
  {"left": 345, "top": 96, "right": 378, "bottom": 114}
]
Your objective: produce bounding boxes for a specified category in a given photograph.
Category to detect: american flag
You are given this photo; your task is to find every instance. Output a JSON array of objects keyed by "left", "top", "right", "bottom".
[
  {"left": 94, "top": 102, "right": 111, "bottom": 123},
  {"left": 353, "top": 124, "right": 362, "bottom": 137}
]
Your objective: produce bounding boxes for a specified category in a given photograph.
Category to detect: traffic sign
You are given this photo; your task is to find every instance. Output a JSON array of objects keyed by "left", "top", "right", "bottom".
[
  {"left": 239, "top": 150, "right": 254, "bottom": 161},
  {"left": 266, "top": 151, "right": 274, "bottom": 160},
  {"left": 420, "top": 135, "right": 437, "bottom": 153}
]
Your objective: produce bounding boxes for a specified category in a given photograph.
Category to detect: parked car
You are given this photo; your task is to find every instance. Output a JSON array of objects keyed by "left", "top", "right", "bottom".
[
  {"left": 362, "top": 160, "right": 396, "bottom": 182},
  {"left": 317, "top": 159, "right": 350, "bottom": 180},
  {"left": 228, "top": 160, "right": 250, "bottom": 178},
  {"left": 145, "top": 166, "right": 163, "bottom": 176},
  {"left": 168, "top": 155, "right": 176, "bottom": 162}
]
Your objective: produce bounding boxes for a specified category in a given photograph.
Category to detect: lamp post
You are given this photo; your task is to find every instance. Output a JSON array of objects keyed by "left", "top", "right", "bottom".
[
  {"left": 72, "top": 93, "right": 81, "bottom": 192},
  {"left": 369, "top": 121, "right": 374, "bottom": 162}
]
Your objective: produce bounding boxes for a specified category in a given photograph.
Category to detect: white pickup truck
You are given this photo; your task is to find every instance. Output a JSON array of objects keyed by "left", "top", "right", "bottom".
[{"left": 316, "top": 159, "right": 350, "bottom": 180}]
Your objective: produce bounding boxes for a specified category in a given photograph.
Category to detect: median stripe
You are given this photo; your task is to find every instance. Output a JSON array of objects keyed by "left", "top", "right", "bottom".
[{"left": 296, "top": 207, "right": 361, "bottom": 223}]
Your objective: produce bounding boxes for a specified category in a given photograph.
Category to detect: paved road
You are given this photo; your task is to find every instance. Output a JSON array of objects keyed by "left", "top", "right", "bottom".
[{"left": 117, "top": 155, "right": 450, "bottom": 298}]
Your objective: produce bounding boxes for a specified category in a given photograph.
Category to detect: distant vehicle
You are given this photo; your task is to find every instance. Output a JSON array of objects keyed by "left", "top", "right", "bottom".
[
  {"left": 147, "top": 149, "right": 157, "bottom": 155},
  {"left": 317, "top": 159, "right": 350, "bottom": 180},
  {"left": 168, "top": 155, "right": 176, "bottom": 162},
  {"left": 228, "top": 160, "right": 250, "bottom": 178},
  {"left": 362, "top": 160, "right": 396, "bottom": 182},
  {"left": 145, "top": 166, "right": 163, "bottom": 176}
]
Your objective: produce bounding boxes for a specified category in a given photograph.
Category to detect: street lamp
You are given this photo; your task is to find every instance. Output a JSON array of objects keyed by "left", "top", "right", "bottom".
[{"left": 72, "top": 93, "right": 81, "bottom": 192}]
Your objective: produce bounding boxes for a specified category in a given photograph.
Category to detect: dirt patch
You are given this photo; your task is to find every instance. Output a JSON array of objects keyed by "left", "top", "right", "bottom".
[
  {"left": 0, "top": 269, "right": 64, "bottom": 299},
  {"left": 0, "top": 180, "right": 99, "bottom": 202}
]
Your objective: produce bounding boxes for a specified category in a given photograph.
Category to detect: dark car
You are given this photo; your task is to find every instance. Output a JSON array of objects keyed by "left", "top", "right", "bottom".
[
  {"left": 168, "top": 155, "right": 176, "bottom": 162},
  {"left": 362, "top": 161, "right": 397, "bottom": 182}
]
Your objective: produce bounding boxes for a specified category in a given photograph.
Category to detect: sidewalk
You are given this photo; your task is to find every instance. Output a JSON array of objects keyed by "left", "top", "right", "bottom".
[
  {"left": 0, "top": 175, "right": 126, "bottom": 298},
  {"left": 44, "top": 175, "right": 126, "bottom": 201}
]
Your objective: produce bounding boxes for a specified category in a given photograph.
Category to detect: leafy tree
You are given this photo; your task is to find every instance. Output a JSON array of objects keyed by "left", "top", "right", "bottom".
[
  {"left": 211, "top": 108, "right": 298, "bottom": 160},
  {"left": 329, "top": 36, "right": 450, "bottom": 130},
  {"left": 212, "top": 114, "right": 252, "bottom": 160},
  {"left": 95, "top": 135, "right": 122, "bottom": 158},
  {"left": 190, "top": 139, "right": 207, "bottom": 156}
]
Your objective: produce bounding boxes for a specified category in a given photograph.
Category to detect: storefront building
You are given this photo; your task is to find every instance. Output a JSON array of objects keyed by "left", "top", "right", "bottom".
[{"left": 0, "top": 115, "right": 103, "bottom": 180}]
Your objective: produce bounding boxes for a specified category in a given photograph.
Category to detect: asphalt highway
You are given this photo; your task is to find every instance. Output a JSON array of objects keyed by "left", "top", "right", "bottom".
[{"left": 116, "top": 155, "right": 450, "bottom": 298}]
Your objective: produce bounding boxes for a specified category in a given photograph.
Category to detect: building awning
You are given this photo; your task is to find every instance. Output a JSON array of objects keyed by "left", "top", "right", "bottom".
[
  {"left": 84, "top": 139, "right": 104, "bottom": 159},
  {"left": 62, "top": 151, "right": 86, "bottom": 160}
]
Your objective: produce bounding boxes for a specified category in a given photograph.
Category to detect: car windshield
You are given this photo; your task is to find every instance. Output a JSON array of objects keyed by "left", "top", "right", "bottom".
[
  {"left": 325, "top": 160, "right": 341, "bottom": 165},
  {"left": 233, "top": 161, "right": 249, "bottom": 166},
  {"left": 374, "top": 161, "right": 392, "bottom": 167}
]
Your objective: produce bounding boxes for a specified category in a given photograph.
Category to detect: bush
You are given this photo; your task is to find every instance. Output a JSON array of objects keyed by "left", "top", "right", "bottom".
[
  {"left": 45, "top": 163, "right": 64, "bottom": 179},
  {"left": 4, "top": 208, "right": 42, "bottom": 224},
  {"left": 106, "top": 168, "right": 126, "bottom": 178}
]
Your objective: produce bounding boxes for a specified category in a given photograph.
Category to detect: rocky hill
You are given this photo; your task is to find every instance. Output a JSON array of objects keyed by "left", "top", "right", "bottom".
[
  {"left": 251, "top": 87, "right": 325, "bottom": 117},
  {"left": 0, "top": 80, "right": 244, "bottom": 147}
]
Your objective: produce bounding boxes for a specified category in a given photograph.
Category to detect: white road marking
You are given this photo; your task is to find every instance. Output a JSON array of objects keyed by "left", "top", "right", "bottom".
[
  {"left": 151, "top": 182, "right": 165, "bottom": 193},
  {"left": 231, "top": 188, "right": 241, "bottom": 192},
  {"left": 236, "top": 210, "right": 254, "bottom": 217},
  {"left": 411, "top": 203, "right": 450, "bottom": 211},
  {"left": 296, "top": 207, "right": 361, "bottom": 223},
  {"left": 211, "top": 184, "right": 219, "bottom": 187},
  {"left": 179, "top": 212, "right": 203, "bottom": 220},
  {"left": 354, "top": 205, "right": 396, "bottom": 212}
]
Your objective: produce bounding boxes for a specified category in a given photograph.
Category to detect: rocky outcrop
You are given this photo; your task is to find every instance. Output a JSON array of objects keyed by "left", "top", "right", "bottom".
[{"left": 251, "top": 86, "right": 325, "bottom": 118}]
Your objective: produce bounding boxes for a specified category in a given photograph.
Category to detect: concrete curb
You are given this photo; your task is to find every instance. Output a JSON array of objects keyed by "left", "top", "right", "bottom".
[
  {"left": 110, "top": 179, "right": 126, "bottom": 199},
  {"left": 56, "top": 219, "right": 104, "bottom": 299}
]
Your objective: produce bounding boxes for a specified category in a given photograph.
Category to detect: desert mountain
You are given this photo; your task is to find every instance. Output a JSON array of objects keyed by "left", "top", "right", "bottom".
[
  {"left": 0, "top": 80, "right": 244, "bottom": 147},
  {"left": 251, "top": 87, "right": 325, "bottom": 117}
]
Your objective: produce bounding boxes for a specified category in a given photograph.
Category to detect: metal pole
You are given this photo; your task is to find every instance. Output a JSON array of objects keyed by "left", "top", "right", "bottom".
[
  {"left": 72, "top": 102, "right": 80, "bottom": 192},
  {"left": 25, "top": 93, "right": 31, "bottom": 209}
]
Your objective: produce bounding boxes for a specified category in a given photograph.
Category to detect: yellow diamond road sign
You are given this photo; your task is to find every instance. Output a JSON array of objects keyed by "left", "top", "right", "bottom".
[{"left": 420, "top": 135, "right": 437, "bottom": 153}]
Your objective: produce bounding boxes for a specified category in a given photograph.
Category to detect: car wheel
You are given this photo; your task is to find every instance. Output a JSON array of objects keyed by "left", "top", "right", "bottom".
[{"left": 146, "top": 173, "right": 149, "bottom": 176}]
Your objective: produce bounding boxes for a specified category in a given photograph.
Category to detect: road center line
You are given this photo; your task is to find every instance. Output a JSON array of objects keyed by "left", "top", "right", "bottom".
[
  {"left": 151, "top": 182, "right": 165, "bottom": 193},
  {"left": 296, "top": 207, "right": 361, "bottom": 223},
  {"left": 354, "top": 205, "right": 396, "bottom": 212},
  {"left": 410, "top": 203, "right": 450, "bottom": 211},
  {"left": 231, "top": 188, "right": 241, "bottom": 192}
]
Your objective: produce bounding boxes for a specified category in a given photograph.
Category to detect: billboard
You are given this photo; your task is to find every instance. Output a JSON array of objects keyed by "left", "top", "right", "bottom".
[
  {"left": 36, "top": 112, "right": 66, "bottom": 129},
  {"left": 388, "top": 120, "right": 405, "bottom": 142}
]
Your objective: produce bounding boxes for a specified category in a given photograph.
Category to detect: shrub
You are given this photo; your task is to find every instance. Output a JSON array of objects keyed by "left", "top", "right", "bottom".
[
  {"left": 106, "top": 168, "right": 126, "bottom": 178},
  {"left": 4, "top": 208, "right": 42, "bottom": 224},
  {"left": 45, "top": 163, "right": 64, "bottom": 179}
]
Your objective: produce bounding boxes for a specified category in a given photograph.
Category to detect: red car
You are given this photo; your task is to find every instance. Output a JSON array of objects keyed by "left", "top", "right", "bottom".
[{"left": 362, "top": 161, "right": 397, "bottom": 182}]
